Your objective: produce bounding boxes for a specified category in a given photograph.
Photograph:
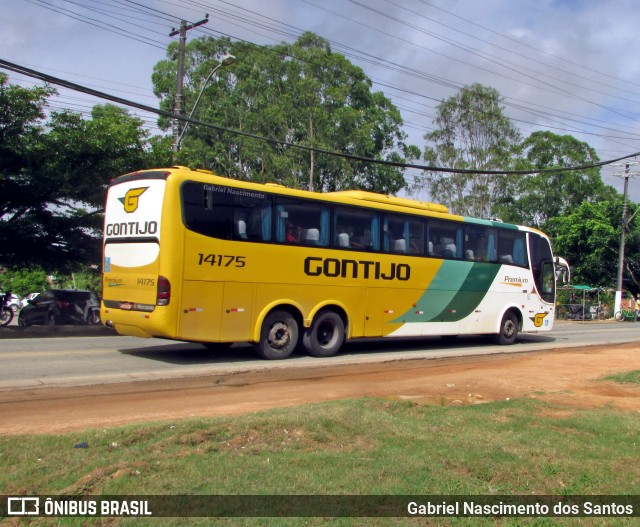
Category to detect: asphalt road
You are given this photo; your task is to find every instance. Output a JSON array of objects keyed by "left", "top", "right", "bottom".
[{"left": 1, "top": 321, "right": 639, "bottom": 391}]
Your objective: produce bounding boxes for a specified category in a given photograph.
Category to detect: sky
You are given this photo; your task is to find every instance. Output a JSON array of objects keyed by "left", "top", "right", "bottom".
[{"left": 4, "top": 0, "right": 640, "bottom": 201}]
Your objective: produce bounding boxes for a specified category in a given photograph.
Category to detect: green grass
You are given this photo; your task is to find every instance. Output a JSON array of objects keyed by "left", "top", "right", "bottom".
[
  {"left": 1, "top": 398, "right": 639, "bottom": 526},
  {"left": 601, "top": 370, "right": 640, "bottom": 385}
]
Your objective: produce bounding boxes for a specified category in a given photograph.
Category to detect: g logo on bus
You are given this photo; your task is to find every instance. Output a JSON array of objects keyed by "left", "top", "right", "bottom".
[
  {"left": 119, "top": 187, "right": 148, "bottom": 213},
  {"left": 531, "top": 312, "right": 548, "bottom": 327}
]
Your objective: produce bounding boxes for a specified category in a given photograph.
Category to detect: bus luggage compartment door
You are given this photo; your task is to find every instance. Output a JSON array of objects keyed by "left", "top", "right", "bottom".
[
  {"left": 179, "top": 281, "right": 224, "bottom": 342},
  {"left": 364, "top": 288, "right": 406, "bottom": 337},
  {"left": 220, "top": 282, "right": 254, "bottom": 342}
]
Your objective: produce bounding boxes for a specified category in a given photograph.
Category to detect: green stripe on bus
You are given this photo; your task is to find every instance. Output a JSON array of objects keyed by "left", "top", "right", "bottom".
[
  {"left": 435, "top": 262, "right": 501, "bottom": 322},
  {"left": 393, "top": 261, "right": 500, "bottom": 323}
]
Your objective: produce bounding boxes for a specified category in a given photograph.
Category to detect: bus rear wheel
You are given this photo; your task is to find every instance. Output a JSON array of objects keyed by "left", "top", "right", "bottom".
[
  {"left": 303, "top": 310, "right": 345, "bottom": 358},
  {"left": 255, "top": 310, "right": 298, "bottom": 360},
  {"left": 495, "top": 311, "right": 519, "bottom": 345}
]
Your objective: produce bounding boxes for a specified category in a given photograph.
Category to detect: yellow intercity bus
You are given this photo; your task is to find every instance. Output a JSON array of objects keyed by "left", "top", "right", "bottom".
[{"left": 101, "top": 166, "right": 569, "bottom": 359}]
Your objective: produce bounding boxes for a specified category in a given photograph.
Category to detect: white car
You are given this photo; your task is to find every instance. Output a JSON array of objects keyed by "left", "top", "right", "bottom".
[{"left": 21, "top": 293, "right": 40, "bottom": 309}]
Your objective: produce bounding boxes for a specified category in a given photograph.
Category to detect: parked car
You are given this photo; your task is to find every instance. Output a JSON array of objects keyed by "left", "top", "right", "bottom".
[
  {"left": 21, "top": 292, "right": 40, "bottom": 308},
  {"left": 0, "top": 292, "right": 21, "bottom": 313},
  {"left": 18, "top": 289, "right": 100, "bottom": 327}
]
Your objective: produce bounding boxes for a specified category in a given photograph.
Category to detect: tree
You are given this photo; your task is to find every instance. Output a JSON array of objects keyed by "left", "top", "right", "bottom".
[
  {"left": 152, "top": 33, "right": 417, "bottom": 194},
  {"left": 494, "top": 131, "right": 616, "bottom": 228},
  {"left": 545, "top": 198, "right": 640, "bottom": 289},
  {"left": 419, "top": 83, "right": 521, "bottom": 217},
  {"left": 0, "top": 266, "right": 49, "bottom": 296},
  {"left": 0, "top": 74, "right": 170, "bottom": 270}
]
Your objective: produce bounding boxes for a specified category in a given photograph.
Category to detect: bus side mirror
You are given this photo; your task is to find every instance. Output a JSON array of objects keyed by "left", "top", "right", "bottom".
[{"left": 554, "top": 256, "right": 571, "bottom": 284}]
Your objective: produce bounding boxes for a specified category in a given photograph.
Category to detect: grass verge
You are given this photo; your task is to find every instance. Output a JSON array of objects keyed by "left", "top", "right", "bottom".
[
  {"left": 1, "top": 398, "right": 639, "bottom": 526},
  {"left": 601, "top": 370, "right": 640, "bottom": 385}
]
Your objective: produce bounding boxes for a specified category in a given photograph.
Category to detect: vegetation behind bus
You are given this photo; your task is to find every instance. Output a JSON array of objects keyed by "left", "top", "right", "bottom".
[{"left": 3, "top": 41, "right": 640, "bottom": 293}]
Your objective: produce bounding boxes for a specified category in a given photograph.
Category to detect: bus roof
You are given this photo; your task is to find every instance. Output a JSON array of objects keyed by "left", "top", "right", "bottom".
[{"left": 326, "top": 190, "right": 449, "bottom": 214}]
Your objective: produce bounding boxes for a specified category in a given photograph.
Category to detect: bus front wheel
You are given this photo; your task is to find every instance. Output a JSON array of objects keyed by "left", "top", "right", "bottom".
[
  {"left": 495, "top": 311, "right": 519, "bottom": 345},
  {"left": 303, "top": 310, "right": 345, "bottom": 358},
  {"left": 255, "top": 310, "right": 298, "bottom": 360}
]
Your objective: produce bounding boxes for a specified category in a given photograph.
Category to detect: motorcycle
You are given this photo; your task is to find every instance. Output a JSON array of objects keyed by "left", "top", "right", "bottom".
[{"left": 0, "top": 292, "right": 15, "bottom": 327}]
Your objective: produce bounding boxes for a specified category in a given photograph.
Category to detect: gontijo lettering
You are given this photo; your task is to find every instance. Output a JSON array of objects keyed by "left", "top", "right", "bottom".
[
  {"left": 105, "top": 221, "right": 158, "bottom": 236},
  {"left": 304, "top": 256, "right": 410, "bottom": 281}
]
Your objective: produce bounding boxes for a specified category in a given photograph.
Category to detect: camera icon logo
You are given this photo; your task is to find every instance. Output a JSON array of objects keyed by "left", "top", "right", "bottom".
[{"left": 7, "top": 497, "right": 40, "bottom": 515}]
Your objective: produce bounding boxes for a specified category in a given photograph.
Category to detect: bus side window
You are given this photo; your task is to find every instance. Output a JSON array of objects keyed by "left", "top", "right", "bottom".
[
  {"left": 408, "top": 220, "right": 424, "bottom": 255},
  {"left": 183, "top": 182, "right": 233, "bottom": 239},
  {"left": 275, "top": 199, "right": 329, "bottom": 246},
  {"left": 275, "top": 205, "right": 289, "bottom": 243},
  {"left": 381, "top": 215, "right": 423, "bottom": 255},
  {"left": 498, "top": 230, "right": 528, "bottom": 267},
  {"left": 233, "top": 194, "right": 272, "bottom": 242},
  {"left": 464, "top": 225, "right": 489, "bottom": 261},
  {"left": 383, "top": 215, "right": 406, "bottom": 253},
  {"left": 335, "top": 207, "right": 378, "bottom": 251},
  {"left": 430, "top": 221, "right": 462, "bottom": 259}
]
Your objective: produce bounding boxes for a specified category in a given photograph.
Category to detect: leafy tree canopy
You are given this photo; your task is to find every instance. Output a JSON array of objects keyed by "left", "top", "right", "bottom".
[
  {"left": 494, "top": 131, "right": 617, "bottom": 228},
  {"left": 0, "top": 73, "right": 171, "bottom": 271},
  {"left": 545, "top": 198, "right": 640, "bottom": 290},
  {"left": 152, "top": 32, "right": 418, "bottom": 194}
]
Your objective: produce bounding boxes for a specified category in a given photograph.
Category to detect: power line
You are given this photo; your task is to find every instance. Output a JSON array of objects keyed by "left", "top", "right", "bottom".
[
  {"left": 24, "top": 0, "right": 168, "bottom": 49},
  {"left": 19, "top": 0, "right": 640, "bottom": 161},
  {"left": 3, "top": 57, "right": 640, "bottom": 176},
  {"left": 386, "top": 0, "right": 640, "bottom": 102},
  {"left": 416, "top": 0, "right": 640, "bottom": 92}
]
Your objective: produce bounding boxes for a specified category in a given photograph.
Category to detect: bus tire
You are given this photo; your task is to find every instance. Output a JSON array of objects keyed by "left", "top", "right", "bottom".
[
  {"left": 495, "top": 310, "right": 519, "bottom": 345},
  {"left": 303, "top": 310, "right": 345, "bottom": 358},
  {"left": 255, "top": 310, "right": 298, "bottom": 360}
]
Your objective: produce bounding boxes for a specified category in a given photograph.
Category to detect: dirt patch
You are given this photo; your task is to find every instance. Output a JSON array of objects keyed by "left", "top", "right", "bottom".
[{"left": 1, "top": 343, "right": 639, "bottom": 435}]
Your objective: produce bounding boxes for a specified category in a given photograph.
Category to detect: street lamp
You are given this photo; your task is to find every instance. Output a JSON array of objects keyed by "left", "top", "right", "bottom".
[{"left": 176, "top": 53, "right": 236, "bottom": 150}]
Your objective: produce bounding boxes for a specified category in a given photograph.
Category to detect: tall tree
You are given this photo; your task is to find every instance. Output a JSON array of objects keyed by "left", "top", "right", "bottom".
[
  {"left": 419, "top": 83, "right": 521, "bottom": 217},
  {"left": 494, "top": 131, "right": 616, "bottom": 228},
  {"left": 152, "top": 33, "right": 418, "bottom": 194}
]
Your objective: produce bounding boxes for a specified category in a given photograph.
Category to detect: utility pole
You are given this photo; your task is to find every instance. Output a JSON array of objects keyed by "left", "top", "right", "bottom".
[
  {"left": 170, "top": 15, "right": 209, "bottom": 156},
  {"left": 615, "top": 163, "right": 630, "bottom": 315}
]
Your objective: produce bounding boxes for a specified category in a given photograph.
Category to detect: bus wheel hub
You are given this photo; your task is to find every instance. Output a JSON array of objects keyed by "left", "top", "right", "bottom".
[{"left": 268, "top": 322, "right": 290, "bottom": 349}]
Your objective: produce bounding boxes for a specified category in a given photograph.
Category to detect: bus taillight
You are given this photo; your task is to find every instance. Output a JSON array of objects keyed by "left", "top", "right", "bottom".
[{"left": 157, "top": 276, "right": 171, "bottom": 306}]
